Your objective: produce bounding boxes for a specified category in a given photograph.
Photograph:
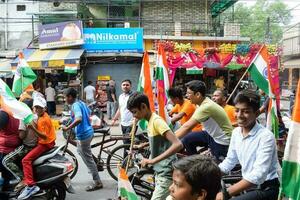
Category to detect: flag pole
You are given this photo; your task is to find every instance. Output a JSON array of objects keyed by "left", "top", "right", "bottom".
[
  {"left": 226, "top": 45, "right": 265, "bottom": 104},
  {"left": 125, "top": 120, "right": 137, "bottom": 173}
]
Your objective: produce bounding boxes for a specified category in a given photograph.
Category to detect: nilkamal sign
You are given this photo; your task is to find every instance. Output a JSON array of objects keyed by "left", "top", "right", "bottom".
[
  {"left": 39, "top": 21, "right": 84, "bottom": 50},
  {"left": 83, "top": 28, "right": 143, "bottom": 52}
]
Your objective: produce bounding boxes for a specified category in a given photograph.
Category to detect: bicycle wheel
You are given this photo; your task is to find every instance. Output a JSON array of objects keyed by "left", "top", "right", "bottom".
[
  {"left": 106, "top": 144, "right": 130, "bottom": 181},
  {"left": 63, "top": 149, "right": 78, "bottom": 179}
]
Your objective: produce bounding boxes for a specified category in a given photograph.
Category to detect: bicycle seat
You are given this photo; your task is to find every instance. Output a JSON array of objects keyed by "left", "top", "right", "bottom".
[
  {"left": 94, "top": 126, "right": 110, "bottom": 134},
  {"left": 33, "top": 146, "right": 63, "bottom": 166}
]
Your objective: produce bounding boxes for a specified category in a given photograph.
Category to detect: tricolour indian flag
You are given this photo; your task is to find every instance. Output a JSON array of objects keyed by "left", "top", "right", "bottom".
[
  {"left": 12, "top": 52, "right": 37, "bottom": 97},
  {"left": 118, "top": 167, "right": 138, "bottom": 200},
  {"left": 0, "top": 79, "right": 33, "bottom": 124},
  {"left": 156, "top": 45, "right": 172, "bottom": 127},
  {"left": 64, "top": 65, "right": 78, "bottom": 74},
  {"left": 248, "top": 45, "right": 269, "bottom": 95},
  {"left": 281, "top": 80, "right": 300, "bottom": 200},
  {"left": 266, "top": 83, "right": 279, "bottom": 139},
  {"left": 186, "top": 66, "right": 203, "bottom": 75}
]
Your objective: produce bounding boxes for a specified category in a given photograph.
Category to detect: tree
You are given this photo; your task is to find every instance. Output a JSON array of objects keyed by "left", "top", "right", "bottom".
[{"left": 221, "top": 0, "right": 292, "bottom": 43}]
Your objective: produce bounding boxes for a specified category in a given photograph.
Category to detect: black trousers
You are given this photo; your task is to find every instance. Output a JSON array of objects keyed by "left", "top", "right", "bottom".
[
  {"left": 231, "top": 179, "right": 280, "bottom": 200},
  {"left": 47, "top": 101, "right": 56, "bottom": 115}
]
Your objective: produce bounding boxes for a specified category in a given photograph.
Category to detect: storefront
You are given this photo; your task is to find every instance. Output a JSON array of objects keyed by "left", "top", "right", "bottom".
[{"left": 82, "top": 28, "right": 144, "bottom": 110}]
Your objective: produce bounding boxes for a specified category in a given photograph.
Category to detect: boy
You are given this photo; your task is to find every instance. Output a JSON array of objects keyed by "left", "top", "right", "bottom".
[
  {"left": 18, "top": 97, "right": 56, "bottom": 200},
  {"left": 62, "top": 88, "right": 103, "bottom": 191},
  {"left": 168, "top": 87, "right": 202, "bottom": 131},
  {"left": 127, "top": 92, "right": 183, "bottom": 200},
  {"left": 175, "top": 80, "right": 232, "bottom": 161},
  {"left": 217, "top": 90, "right": 280, "bottom": 200},
  {"left": 168, "top": 155, "right": 222, "bottom": 200},
  {"left": 2, "top": 99, "right": 38, "bottom": 192}
]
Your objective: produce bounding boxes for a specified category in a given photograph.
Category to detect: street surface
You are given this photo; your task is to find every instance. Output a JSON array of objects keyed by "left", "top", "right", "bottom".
[{"left": 55, "top": 123, "right": 122, "bottom": 200}]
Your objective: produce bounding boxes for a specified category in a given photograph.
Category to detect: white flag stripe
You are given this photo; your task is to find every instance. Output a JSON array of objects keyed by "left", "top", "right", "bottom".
[{"left": 283, "top": 121, "right": 300, "bottom": 163}]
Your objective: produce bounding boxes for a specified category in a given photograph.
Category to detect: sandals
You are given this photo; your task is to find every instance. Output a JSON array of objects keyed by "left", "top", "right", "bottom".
[{"left": 85, "top": 183, "right": 103, "bottom": 192}]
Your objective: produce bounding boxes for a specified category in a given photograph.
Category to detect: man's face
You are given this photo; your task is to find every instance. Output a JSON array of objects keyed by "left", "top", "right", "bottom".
[
  {"left": 186, "top": 88, "right": 200, "bottom": 104},
  {"left": 235, "top": 102, "right": 257, "bottom": 129},
  {"left": 212, "top": 91, "right": 225, "bottom": 105},
  {"left": 121, "top": 81, "right": 131, "bottom": 93},
  {"left": 169, "top": 169, "right": 199, "bottom": 200}
]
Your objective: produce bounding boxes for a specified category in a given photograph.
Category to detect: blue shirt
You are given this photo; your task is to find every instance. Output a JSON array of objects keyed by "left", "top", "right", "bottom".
[
  {"left": 219, "top": 123, "right": 280, "bottom": 185},
  {"left": 71, "top": 100, "right": 93, "bottom": 140}
]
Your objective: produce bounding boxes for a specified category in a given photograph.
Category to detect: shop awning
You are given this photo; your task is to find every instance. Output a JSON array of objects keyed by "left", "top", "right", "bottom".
[
  {"left": 284, "top": 58, "right": 300, "bottom": 69},
  {"left": 11, "top": 48, "right": 85, "bottom": 69},
  {"left": 0, "top": 59, "right": 13, "bottom": 78}
]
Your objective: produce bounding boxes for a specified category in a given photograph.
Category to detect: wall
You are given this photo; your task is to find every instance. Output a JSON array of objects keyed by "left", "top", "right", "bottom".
[
  {"left": 83, "top": 63, "right": 141, "bottom": 97},
  {"left": 142, "top": 0, "right": 210, "bottom": 35},
  {"left": 0, "top": 0, "right": 39, "bottom": 50}
]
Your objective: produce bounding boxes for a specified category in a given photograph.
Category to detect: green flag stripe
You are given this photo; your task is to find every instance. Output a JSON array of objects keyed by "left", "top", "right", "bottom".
[
  {"left": 281, "top": 161, "right": 300, "bottom": 199},
  {"left": 248, "top": 64, "right": 269, "bottom": 94},
  {"left": 120, "top": 188, "right": 139, "bottom": 200},
  {"left": 156, "top": 67, "right": 164, "bottom": 80}
]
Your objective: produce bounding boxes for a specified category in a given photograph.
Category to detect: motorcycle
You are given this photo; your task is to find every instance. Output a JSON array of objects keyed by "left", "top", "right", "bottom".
[{"left": 0, "top": 145, "right": 76, "bottom": 200}]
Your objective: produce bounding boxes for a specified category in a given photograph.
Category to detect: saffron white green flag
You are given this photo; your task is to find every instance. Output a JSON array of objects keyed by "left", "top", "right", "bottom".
[
  {"left": 64, "top": 65, "right": 78, "bottom": 74},
  {"left": 266, "top": 82, "right": 279, "bottom": 139},
  {"left": 118, "top": 167, "right": 139, "bottom": 200},
  {"left": 12, "top": 52, "right": 37, "bottom": 97},
  {"left": 248, "top": 45, "right": 269, "bottom": 95},
  {"left": 0, "top": 79, "right": 33, "bottom": 124},
  {"left": 186, "top": 67, "right": 203, "bottom": 75},
  {"left": 280, "top": 80, "right": 300, "bottom": 200}
]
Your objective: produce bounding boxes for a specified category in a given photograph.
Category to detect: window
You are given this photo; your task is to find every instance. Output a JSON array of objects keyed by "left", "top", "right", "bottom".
[{"left": 17, "top": 5, "right": 26, "bottom": 11}]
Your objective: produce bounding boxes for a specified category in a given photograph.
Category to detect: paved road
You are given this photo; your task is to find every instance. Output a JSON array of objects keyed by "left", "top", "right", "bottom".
[{"left": 55, "top": 124, "right": 123, "bottom": 200}]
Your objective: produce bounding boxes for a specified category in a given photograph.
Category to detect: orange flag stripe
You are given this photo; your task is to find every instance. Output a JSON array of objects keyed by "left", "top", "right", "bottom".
[{"left": 292, "top": 80, "right": 300, "bottom": 123}]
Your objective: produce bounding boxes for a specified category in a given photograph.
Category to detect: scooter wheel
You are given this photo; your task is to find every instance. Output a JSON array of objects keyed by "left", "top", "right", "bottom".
[{"left": 46, "top": 182, "right": 66, "bottom": 200}]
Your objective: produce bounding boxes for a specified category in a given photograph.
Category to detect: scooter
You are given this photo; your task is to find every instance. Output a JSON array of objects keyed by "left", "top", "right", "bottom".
[{"left": 0, "top": 145, "right": 75, "bottom": 200}]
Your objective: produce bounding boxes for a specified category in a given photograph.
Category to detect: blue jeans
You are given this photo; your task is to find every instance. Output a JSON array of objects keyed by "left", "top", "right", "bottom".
[{"left": 181, "top": 131, "right": 228, "bottom": 162}]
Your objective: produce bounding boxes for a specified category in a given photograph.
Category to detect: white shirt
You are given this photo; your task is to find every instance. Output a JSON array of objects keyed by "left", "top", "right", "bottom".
[
  {"left": 84, "top": 85, "right": 95, "bottom": 101},
  {"left": 119, "top": 92, "right": 133, "bottom": 126},
  {"left": 45, "top": 87, "right": 56, "bottom": 102},
  {"left": 219, "top": 123, "right": 280, "bottom": 185}
]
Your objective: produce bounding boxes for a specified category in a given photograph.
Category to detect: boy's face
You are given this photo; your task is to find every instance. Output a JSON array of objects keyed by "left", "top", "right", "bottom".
[
  {"left": 170, "top": 97, "right": 180, "bottom": 105},
  {"left": 65, "top": 95, "right": 75, "bottom": 105},
  {"left": 169, "top": 169, "right": 200, "bottom": 200},
  {"left": 235, "top": 102, "right": 257, "bottom": 129},
  {"left": 34, "top": 106, "right": 45, "bottom": 117},
  {"left": 129, "top": 104, "right": 148, "bottom": 120}
]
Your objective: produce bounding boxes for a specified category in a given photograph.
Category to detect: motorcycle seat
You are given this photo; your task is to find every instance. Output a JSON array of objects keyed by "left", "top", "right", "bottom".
[
  {"left": 94, "top": 126, "right": 110, "bottom": 135},
  {"left": 33, "top": 146, "right": 63, "bottom": 166}
]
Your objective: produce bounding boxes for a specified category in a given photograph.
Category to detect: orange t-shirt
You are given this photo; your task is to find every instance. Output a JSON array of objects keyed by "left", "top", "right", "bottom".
[
  {"left": 171, "top": 99, "right": 202, "bottom": 131},
  {"left": 37, "top": 112, "right": 56, "bottom": 144},
  {"left": 224, "top": 104, "right": 237, "bottom": 125}
]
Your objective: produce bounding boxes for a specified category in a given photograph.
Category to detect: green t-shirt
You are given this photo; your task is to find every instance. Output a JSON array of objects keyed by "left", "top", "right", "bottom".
[
  {"left": 192, "top": 97, "right": 233, "bottom": 145},
  {"left": 147, "top": 113, "right": 176, "bottom": 176}
]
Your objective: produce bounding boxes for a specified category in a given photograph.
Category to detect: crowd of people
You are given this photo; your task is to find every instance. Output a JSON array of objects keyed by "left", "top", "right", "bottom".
[{"left": 0, "top": 78, "right": 287, "bottom": 200}]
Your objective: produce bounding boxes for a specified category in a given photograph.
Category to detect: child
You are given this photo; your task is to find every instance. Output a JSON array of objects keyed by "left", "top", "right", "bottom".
[
  {"left": 18, "top": 97, "right": 56, "bottom": 200},
  {"left": 127, "top": 92, "right": 183, "bottom": 200},
  {"left": 2, "top": 99, "right": 38, "bottom": 192},
  {"left": 168, "top": 155, "right": 222, "bottom": 200}
]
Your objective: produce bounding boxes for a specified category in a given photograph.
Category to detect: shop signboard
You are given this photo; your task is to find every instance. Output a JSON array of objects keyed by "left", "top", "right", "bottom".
[
  {"left": 39, "top": 21, "right": 84, "bottom": 50},
  {"left": 83, "top": 28, "right": 143, "bottom": 52}
]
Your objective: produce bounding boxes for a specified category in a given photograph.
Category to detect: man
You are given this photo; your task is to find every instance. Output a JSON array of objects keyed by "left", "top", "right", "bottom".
[
  {"left": 112, "top": 79, "right": 133, "bottom": 135},
  {"left": 62, "top": 88, "right": 103, "bottom": 191},
  {"left": 0, "top": 110, "right": 21, "bottom": 187},
  {"left": 106, "top": 80, "right": 117, "bottom": 120},
  {"left": 175, "top": 80, "right": 233, "bottom": 161},
  {"left": 217, "top": 90, "right": 280, "bottom": 200},
  {"left": 84, "top": 81, "right": 96, "bottom": 104},
  {"left": 45, "top": 82, "right": 56, "bottom": 116},
  {"left": 212, "top": 90, "right": 237, "bottom": 127},
  {"left": 168, "top": 87, "right": 202, "bottom": 131}
]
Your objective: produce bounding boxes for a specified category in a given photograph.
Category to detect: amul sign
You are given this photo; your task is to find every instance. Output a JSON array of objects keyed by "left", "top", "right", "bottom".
[{"left": 83, "top": 28, "right": 143, "bottom": 53}]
